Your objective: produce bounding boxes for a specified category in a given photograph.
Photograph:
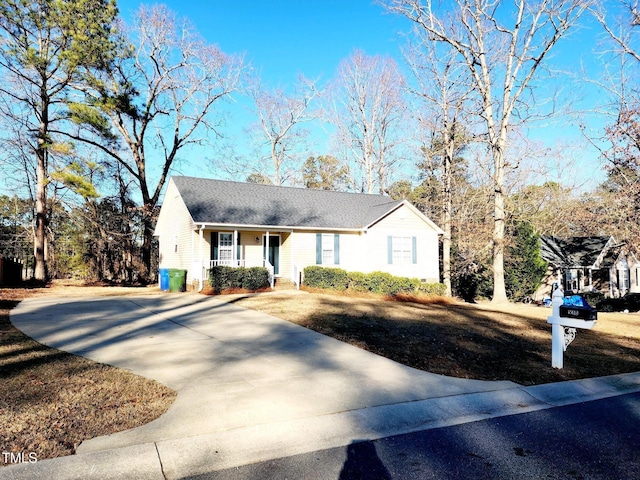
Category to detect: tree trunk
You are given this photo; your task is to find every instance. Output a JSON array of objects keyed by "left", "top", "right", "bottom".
[
  {"left": 442, "top": 143, "right": 453, "bottom": 296},
  {"left": 34, "top": 90, "right": 49, "bottom": 282},
  {"left": 272, "top": 143, "right": 280, "bottom": 186},
  {"left": 141, "top": 214, "right": 154, "bottom": 283},
  {"left": 34, "top": 174, "right": 47, "bottom": 281},
  {"left": 491, "top": 144, "right": 508, "bottom": 303}
]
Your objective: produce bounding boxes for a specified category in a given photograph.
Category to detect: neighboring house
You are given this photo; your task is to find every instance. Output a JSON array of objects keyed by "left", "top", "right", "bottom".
[
  {"left": 536, "top": 235, "right": 640, "bottom": 299},
  {"left": 154, "top": 176, "right": 444, "bottom": 290}
]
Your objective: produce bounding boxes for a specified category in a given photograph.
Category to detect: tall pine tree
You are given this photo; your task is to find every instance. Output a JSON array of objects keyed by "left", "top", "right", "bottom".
[{"left": 0, "top": 0, "right": 118, "bottom": 280}]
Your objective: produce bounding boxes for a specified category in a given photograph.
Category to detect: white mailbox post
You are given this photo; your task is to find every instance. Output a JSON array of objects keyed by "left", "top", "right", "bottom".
[{"left": 547, "top": 288, "right": 597, "bottom": 369}]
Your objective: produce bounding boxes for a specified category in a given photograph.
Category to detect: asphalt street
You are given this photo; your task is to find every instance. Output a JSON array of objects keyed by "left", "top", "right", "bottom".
[{"left": 193, "top": 391, "right": 640, "bottom": 480}]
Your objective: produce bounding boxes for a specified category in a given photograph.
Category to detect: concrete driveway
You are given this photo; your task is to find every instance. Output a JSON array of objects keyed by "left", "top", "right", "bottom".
[{"left": 7, "top": 292, "right": 640, "bottom": 480}]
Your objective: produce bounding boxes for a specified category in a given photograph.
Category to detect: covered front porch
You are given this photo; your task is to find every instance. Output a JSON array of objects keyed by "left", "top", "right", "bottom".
[{"left": 190, "top": 227, "right": 299, "bottom": 291}]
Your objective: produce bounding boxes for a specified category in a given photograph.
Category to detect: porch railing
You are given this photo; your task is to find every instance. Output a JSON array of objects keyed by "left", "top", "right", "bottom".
[
  {"left": 209, "top": 259, "right": 246, "bottom": 268},
  {"left": 293, "top": 264, "right": 301, "bottom": 290},
  {"left": 264, "top": 259, "right": 275, "bottom": 289},
  {"left": 208, "top": 258, "right": 275, "bottom": 289}
]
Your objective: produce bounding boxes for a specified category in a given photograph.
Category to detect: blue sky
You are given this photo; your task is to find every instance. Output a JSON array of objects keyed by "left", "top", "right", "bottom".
[
  {"left": 118, "top": 0, "right": 405, "bottom": 85},
  {"left": 114, "top": 0, "right": 617, "bottom": 190}
]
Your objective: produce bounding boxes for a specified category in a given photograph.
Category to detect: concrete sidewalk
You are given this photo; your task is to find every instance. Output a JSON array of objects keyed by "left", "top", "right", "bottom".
[{"left": 4, "top": 292, "right": 640, "bottom": 479}]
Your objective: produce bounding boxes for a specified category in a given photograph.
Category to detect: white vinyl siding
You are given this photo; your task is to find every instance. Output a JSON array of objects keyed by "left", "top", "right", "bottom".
[
  {"left": 154, "top": 179, "right": 196, "bottom": 273},
  {"left": 366, "top": 204, "right": 440, "bottom": 281}
]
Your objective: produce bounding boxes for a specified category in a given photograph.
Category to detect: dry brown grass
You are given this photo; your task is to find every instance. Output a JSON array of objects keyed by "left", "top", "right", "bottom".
[
  {"left": 230, "top": 290, "right": 640, "bottom": 386},
  {"left": 0, "top": 284, "right": 176, "bottom": 465}
]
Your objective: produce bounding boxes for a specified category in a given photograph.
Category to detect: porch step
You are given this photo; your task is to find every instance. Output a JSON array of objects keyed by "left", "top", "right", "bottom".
[{"left": 273, "top": 278, "right": 297, "bottom": 291}]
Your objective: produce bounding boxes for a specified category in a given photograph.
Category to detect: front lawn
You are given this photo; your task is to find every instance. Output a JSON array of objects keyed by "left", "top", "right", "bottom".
[{"left": 230, "top": 291, "right": 640, "bottom": 386}]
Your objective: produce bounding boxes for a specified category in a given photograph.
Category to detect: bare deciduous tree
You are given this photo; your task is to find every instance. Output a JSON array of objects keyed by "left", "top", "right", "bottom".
[
  {"left": 248, "top": 76, "right": 320, "bottom": 185},
  {"left": 328, "top": 50, "right": 407, "bottom": 194},
  {"left": 592, "top": 1, "right": 640, "bottom": 248},
  {"left": 62, "top": 4, "right": 244, "bottom": 280},
  {"left": 592, "top": 0, "right": 640, "bottom": 61},
  {"left": 384, "top": 0, "right": 589, "bottom": 302},
  {"left": 405, "top": 39, "right": 475, "bottom": 296}
]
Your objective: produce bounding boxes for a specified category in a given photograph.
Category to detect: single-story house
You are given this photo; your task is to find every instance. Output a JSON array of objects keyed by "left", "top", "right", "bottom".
[
  {"left": 536, "top": 235, "right": 640, "bottom": 299},
  {"left": 154, "top": 176, "right": 444, "bottom": 290}
]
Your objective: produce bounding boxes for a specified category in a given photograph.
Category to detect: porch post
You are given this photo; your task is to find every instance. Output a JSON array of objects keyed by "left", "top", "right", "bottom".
[
  {"left": 199, "top": 225, "right": 204, "bottom": 292},
  {"left": 290, "top": 229, "right": 294, "bottom": 284},
  {"left": 233, "top": 230, "right": 238, "bottom": 266},
  {"left": 265, "top": 231, "right": 270, "bottom": 266}
]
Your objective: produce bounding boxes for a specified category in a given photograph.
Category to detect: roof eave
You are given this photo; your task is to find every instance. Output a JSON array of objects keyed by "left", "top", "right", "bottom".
[{"left": 193, "top": 222, "right": 364, "bottom": 233}]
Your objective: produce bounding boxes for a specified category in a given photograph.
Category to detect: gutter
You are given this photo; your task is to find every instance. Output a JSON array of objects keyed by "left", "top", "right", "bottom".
[{"left": 192, "top": 222, "right": 365, "bottom": 234}]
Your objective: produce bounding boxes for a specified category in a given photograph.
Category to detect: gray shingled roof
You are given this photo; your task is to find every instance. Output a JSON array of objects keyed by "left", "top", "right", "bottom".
[
  {"left": 540, "top": 236, "right": 613, "bottom": 268},
  {"left": 172, "top": 176, "right": 405, "bottom": 229}
]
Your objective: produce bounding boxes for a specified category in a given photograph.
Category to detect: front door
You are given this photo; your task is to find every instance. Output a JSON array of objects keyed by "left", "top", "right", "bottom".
[{"left": 263, "top": 235, "right": 280, "bottom": 275}]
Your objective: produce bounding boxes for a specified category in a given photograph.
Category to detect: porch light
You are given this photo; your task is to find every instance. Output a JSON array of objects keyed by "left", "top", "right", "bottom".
[{"left": 255, "top": 236, "right": 260, "bottom": 244}]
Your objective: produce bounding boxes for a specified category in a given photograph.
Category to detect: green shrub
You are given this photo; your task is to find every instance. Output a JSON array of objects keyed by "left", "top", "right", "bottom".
[
  {"left": 361, "top": 271, "right": 392, "bottom": 294},
  {"left": 303, "top": 266, "right": 349, "bottom": 290},
  {"left": 505, "top": 220, "right": 548, "bottom": 301},
  {"left": 347, "top": 271, "right": 369, "bottom": 292},
  {"left": 208, "top": 266, "right": 269, "bottom": 293},
  {"left": 304, "top": 266, "right": 445, "bottom": 297},
  {"left": 363, "top": 271, "right": 420, "bottom": 296},
  {"left": 242, "top": 267, "right": 270, "bottom": 291},
  {"left": 416, "top": 282, "right": 447, "bottom": 296}
]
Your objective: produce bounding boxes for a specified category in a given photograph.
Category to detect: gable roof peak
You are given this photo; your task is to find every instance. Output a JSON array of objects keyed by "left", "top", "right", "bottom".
[{"left": 540, "top": 235, "right": 617, "bottom": 268}]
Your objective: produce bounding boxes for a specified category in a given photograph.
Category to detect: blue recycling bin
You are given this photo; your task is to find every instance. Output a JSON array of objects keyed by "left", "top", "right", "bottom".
[{"left": 159, "top": 268, "right": 170, "bottom": 291}]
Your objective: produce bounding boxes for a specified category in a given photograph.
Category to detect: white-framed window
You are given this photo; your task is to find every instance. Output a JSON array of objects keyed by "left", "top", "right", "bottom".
[
  {"left": 387, "top": 236, "right": 417, "bottom": 265},
  {"left": 315, "top": 233, "right": 340, "bottom": 265},
  {"left": 619, "top": 268, "right": 630, "bottom": 290},
  {"left": 322, "top": 234, "right": 334, "bottom": 264},
  {"left": 218, "top": 232, "right": 233, "bottom": 264},
  {"left": 393, "top": 236, "right": 412, "bottom": 265}
]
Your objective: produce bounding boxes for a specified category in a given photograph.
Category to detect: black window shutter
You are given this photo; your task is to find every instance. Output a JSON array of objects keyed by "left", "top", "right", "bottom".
[{"left": 211, "top": 232, "right": 218, "bottom": 261}]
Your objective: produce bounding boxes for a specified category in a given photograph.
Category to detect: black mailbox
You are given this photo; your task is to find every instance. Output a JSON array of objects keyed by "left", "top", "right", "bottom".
[{"left": 560, "top": 295, "right": 597, "bottom": 321}]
